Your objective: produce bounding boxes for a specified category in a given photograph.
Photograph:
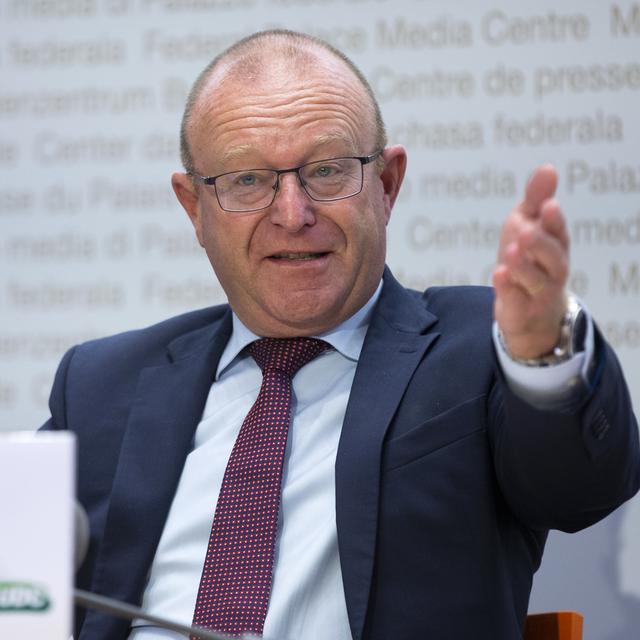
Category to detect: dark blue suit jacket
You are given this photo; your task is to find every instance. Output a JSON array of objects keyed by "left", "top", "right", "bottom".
[{"left": 43, "top": 270, "right": 640, "bottom": 639}]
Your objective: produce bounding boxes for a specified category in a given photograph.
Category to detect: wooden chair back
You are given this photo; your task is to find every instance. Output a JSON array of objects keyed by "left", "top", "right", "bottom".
[{"left": 524, "top": 611, "right": 583, "bottom": 640}]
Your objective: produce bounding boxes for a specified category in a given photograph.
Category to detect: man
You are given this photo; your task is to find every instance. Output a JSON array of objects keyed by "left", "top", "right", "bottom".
[{"left": 43, "top": 30, "right": 639, "bottom": 639}]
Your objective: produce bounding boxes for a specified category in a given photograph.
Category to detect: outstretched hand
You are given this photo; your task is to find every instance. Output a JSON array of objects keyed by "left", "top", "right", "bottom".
[{"left": 493, "top": 165, "right": 570, "bottom": 360}]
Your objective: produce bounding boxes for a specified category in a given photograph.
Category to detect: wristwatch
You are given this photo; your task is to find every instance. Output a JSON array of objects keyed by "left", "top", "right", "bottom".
[{"left": 498, "top": 294, "right": 586, "bottom": 367}]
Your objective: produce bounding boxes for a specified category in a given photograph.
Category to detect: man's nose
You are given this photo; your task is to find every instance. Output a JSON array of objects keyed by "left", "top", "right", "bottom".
[{"left": 268, "top": 172, "right": 316, "bottom": 232}]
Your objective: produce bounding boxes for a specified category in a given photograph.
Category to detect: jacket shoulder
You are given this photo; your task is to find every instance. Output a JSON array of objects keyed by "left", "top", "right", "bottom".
[
  {"left": 76, "top": 305, "right": 229, "bottom": 359},
  {"left": 52, "top": 305, "right": 230, "bottom": 397},
  {"left": 44, "top": 305, "right": 231, "bottom": 430},
  {"left": 421, "top": 284, "right": 494, "bottom": 311}
]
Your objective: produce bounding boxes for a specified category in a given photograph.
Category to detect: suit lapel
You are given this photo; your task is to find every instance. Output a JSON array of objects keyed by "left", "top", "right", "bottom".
[
  {"left": 80, "top": 274, "right": 437, "bottom": 638},
  {"left": 81, "top": 310, "right": 232, "bottom": 638},
  {"left": 336, "top": 271, "right": 439, "bottom": 640}
]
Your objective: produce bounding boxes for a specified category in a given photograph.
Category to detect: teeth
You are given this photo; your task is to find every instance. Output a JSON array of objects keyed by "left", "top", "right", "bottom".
[{"left": 273, "top": 253, "right": 320, "bottom": 260}]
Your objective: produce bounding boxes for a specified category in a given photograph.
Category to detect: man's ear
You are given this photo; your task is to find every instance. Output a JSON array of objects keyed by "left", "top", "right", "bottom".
[
  {"left": 172, "top": 172, "right": 204, "bottom": 246},
  {"left": 379, "top": 145, "right": 407, "bottom": 223}
]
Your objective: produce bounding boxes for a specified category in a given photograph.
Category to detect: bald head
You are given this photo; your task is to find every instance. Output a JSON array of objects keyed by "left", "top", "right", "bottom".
[{"left": 179, "top": 29, "right": 387, "bottom": 173}]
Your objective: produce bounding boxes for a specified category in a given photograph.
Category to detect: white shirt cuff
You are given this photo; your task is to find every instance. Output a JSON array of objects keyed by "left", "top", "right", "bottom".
[{"left": 492, "top": 304, "right": 595, "bottom": 408}]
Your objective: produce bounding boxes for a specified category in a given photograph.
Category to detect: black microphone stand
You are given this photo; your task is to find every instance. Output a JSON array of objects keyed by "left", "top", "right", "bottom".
[{"left": 75, "top": 588, "right": 231, "bottom": 640}]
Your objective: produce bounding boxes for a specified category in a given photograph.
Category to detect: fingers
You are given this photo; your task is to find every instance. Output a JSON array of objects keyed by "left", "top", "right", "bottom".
[
  {"left": 493, "top": 262, "right": 533, "bottom": 306},
  {"left": 492, "top": 264, "right": 536, "bottom": 342},
  {"left": 498, "top": 176, "right": 570, "bottom": 297},
  {"left": 503, "top": 224, "right": 568, "bottom": 291},
  {"left": 498, "top": 166, "right": 566, "bottom": 264},
  {"left": 518, "top": 216, "right": 568, "bottom": 280},
  {"left": 494, "top": 164, "right": 570, "bottom": 358},
  {"left": 540, "top": 198, "right": 569, "bottom": 251},
  {"left": 493, "top": 264, "right": 547, "bottom": 305},
  {"left": 521, "top": 164, "right": 558, "bottom": 218},
  {"left": 503, "top": 246, "right": 544, "bottom": 298},
  {"left": 501, "top": 196, "right": 568, "bottom": 280}
]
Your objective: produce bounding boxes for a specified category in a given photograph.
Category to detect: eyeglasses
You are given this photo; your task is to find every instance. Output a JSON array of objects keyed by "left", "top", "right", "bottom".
[{"left": 188, "top": 151, "right": 382, "bottom": 213}]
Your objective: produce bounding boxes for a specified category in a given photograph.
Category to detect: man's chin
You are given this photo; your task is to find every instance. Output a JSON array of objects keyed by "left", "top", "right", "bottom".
[{"left": 249, "top": 294, "right": 350, "bottom": 337}]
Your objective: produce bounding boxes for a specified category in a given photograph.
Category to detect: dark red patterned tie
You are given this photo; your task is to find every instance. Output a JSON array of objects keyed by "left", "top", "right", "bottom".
[{"left": 191, "top": 337, "right": 330, "bottom": 637}]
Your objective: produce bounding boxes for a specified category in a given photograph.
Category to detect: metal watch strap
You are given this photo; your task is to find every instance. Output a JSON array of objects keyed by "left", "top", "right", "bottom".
[{"left": 498, "top": 294, "right": 584, "bottom": 368}]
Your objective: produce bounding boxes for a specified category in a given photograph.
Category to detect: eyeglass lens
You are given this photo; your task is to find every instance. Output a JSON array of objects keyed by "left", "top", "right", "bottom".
[{"left": 215, "top": 157, "right": 364, "bottom": 212}]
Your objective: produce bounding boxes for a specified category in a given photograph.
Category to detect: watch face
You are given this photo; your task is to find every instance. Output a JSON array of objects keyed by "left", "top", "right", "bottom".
[
  {"left": 498, "top": 295, "right": 585, "bottom": 367},
  {"left": 572, "top": 308, "right": 587, "bottom": 355}
]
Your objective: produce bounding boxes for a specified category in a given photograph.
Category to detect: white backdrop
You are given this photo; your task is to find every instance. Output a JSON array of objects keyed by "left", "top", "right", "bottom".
[{"left": 1, "top": 1, "right": 639, "bottom": 637}]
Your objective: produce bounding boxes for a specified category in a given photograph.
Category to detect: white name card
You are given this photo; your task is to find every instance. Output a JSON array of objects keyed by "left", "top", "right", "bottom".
[{"left": 0, "top": 431, "right": 75, "bottom": 639}]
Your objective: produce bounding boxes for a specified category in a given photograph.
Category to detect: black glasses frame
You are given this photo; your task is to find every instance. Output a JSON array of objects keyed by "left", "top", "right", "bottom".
[{"left": 188, "top": 150, "right": 382, "bottom": 213}]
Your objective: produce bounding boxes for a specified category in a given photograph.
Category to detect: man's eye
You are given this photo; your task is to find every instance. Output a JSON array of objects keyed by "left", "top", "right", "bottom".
[
  {"left": 315, "top": 165, "right": 339, "bottom": 178},
  {"left": 237, "top": 173, "right": 258, "bottom": 186}
]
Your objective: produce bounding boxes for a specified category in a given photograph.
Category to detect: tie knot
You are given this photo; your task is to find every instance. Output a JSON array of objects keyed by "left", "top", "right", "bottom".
[{"left": 249, "top": 337, "right": 330, "bottom": 378}]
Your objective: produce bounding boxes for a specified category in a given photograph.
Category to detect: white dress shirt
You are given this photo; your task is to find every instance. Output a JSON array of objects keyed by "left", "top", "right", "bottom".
[
  {"left": 128, "top": 283, "right": 593, "bottom": 639},
  {"left": 128, "top": 284, "right": 382, "bottom": 640}
]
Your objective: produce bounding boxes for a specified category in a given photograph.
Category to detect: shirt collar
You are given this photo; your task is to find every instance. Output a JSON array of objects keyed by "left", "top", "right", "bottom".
[{"left": 215, "top": 280, "right": 383, "bottom": 379}]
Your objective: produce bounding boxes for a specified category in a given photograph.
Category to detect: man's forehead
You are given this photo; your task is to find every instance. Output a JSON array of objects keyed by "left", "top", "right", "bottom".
[
  {"left": 186, "top": 44, "right": 377, "bottom": 171},
  {"left": 191, "top": 81, "right": 371, "bottom": 166}
]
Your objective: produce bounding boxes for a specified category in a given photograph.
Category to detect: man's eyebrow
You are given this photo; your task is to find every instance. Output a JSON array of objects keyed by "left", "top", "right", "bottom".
[
  {"left": 311, "top": 132, "right": 359, "bottom": 153},
  {"left": 219, "top": 133, "right": 359, "bottom": 166},
  {"left": 220, "top": 144, "right": 255, "bottom": 164}
]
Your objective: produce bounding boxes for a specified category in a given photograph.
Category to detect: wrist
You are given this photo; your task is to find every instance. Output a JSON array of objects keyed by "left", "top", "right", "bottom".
[{"left": 498, "top": 294, "right": 585, "bottom": 367}]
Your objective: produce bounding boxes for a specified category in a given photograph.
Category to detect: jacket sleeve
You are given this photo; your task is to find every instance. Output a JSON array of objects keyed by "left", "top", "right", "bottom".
[
  {"left": 40, "top": 345, "right": 77, "bottom": 433},
  {"left": 489, "top": 327, "right": 640, "bottom": 532}
]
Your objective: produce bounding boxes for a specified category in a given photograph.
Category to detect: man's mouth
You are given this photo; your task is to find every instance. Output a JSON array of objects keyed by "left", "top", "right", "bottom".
[{"left": 270, "top": 252, "right": 328, "bottom": 261}]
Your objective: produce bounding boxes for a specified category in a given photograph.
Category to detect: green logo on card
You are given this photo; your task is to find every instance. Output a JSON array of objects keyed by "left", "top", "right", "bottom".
[{"left": 0, "top": 582, "right": 51, "bottom": 612}]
